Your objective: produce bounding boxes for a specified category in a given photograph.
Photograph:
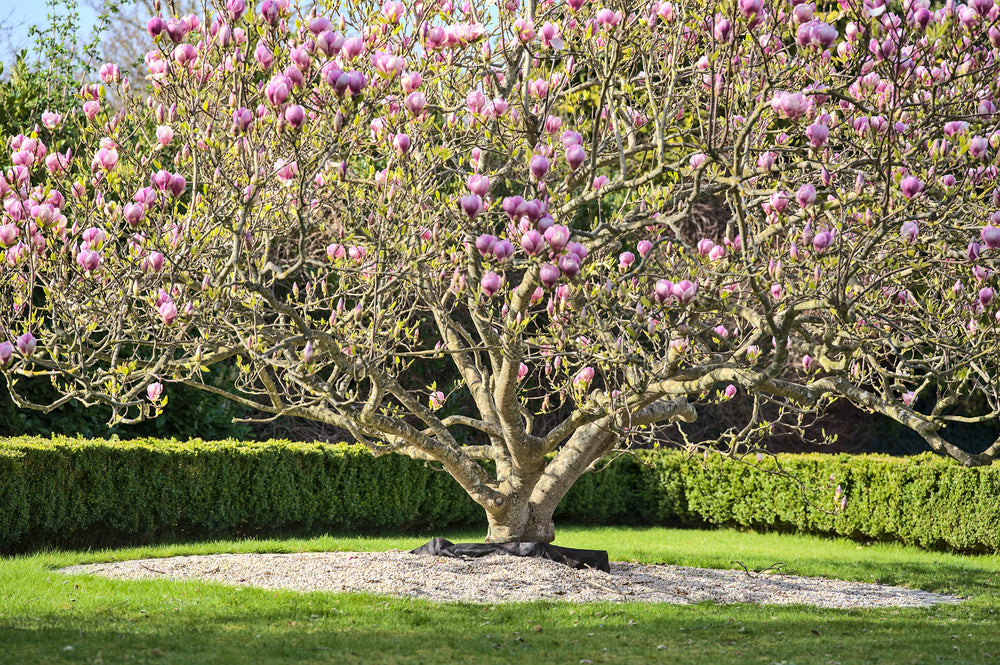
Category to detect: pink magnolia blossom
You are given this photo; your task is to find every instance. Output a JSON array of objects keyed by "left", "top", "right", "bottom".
[
  {"left": 0, "top": 223, "right": 19, "bottom": 247},
  {"left": 281, "top": 105, "right": 306, "bottom": 131},
  {"left": 404, "top": 91, "right": 426, "bottom": 115},
  {"left": 99, "top": 63, "right": 121, "bottom": 83},
  {"left": 981, "top": 225, "right": 1000, "bottom": 249},
  {"left": 41, "top": 111, "right": 62, "bottom": 129},
  {"left": 672, "top": 279, "right": 698, "bottom": 304},
  {"left": 969, "top": 136, "right": 989, "bottom": 160},
  {"left": 806, "top": 123, "right": 829, "bottom": 148},
  {"left": 514, "top": 17, "right": 535, "bottom": 42},
  {"left": 255, "top": 43, "right": 274, "bottom": 69},
  {"left": 559, "top": 253, "right": 580, "bottom": 278},
  {"left": 147, "top": 382, "right": 164, "bottom": 402},
  {"left": 771, "top": 91, "right": 807, "bottom": 120},
  {"left": 156, "top": 125, "right": 174, "bottom": 146},
  {"left": 521, "top": 230, "right": 544, "bottom": 256},
  {"left": 493, "top": 240, "right": 514, "bottom": 262},
  {"left": 466, "top": 174, "right": 490, "bottom": 197},
  {"left": 475, "top": 233, "right": 497, "bottom": 256},
  {"left": 158, "top": 300, "right": 178, "bottom": 325},
  {"left": 544, "top": 225, "right": 570, "bottom": 252},
  {"left": 92, "top": 147, "right": 119, "bottom": 172},
  {"left": 900, "top": 176, "right": 924, "bottom": 199},
  {"left": 76, "top": 248, "right": 102, "bottom": 271},
  {"left": 401, "top": 71, "right": 422, "bottom": 94}
]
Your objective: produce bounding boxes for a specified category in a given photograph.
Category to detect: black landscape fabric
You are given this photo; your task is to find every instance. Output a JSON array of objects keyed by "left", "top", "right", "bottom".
[{"left": 410, "top": 537, "right": 611, "bottom": 572}]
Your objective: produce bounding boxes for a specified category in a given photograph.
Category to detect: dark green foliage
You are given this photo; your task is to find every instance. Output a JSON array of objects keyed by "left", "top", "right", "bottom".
[
  {"left": 0, "top": 372, "right": 253, "bottom": 440},
  {"left": 2, "top": 438, "right": 1000, "bottom": 554}
]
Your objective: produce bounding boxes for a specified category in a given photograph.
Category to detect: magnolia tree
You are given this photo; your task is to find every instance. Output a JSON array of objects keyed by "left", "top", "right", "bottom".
[{"left": 2, "top": 0, "right": 1000, "bottom": 542}]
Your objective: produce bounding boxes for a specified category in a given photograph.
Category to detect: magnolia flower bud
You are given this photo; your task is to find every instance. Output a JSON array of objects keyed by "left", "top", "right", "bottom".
[
  {"left": 806, "top": 123, "right": 829, "bottom": 148},
  {"left": 404, "top": 91, "right": 426, "bottom": 116},
  {"left": 480, "top": 271, "right": 501, "bottom": 297},
  {"left": 539, "top": 263, "right": 560, "bottom": 288},
  {"left": 461, "top": 195, "right": 483, "bottom": 219},
  {"left": 493, "top": 240, "right": 514, "bottom": 262},
  {"left": 392, "top": 133, "right": 411, "bottom": 155},
  {"left": 565, "top": 144, "right": 586, "bottom": 170},
  {"left": 529, "top": 154, "right": 550, "bottom": 180},
  {"left": 475, "top": 233, "right": 497, "bottom": 256},
  {"left": 156, "top": 125, "right": 173, "bottom": 146},
  {"left": 559, "top": 253, "right": 580, "bottom": 278},
  {"left": 147, "top": 17, "right": 165, "bottom": 37},
  {"left": 811, "top": 229, "right": 833, "bottom": 254}
]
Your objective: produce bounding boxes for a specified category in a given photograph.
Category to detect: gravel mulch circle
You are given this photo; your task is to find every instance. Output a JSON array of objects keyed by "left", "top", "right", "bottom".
[{"left": 59, "top": 550, "right": 962, "bottom": 609}]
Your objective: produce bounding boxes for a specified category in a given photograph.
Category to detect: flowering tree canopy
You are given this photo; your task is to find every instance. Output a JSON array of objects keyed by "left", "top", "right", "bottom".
[{"left": 2, "top": 0, "right": 1000, "bottom": 541}]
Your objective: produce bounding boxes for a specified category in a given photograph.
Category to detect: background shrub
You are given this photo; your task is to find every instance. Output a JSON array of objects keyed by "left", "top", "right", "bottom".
[{"left": 2, "top": 438, "right": 999, "bottom": 554}]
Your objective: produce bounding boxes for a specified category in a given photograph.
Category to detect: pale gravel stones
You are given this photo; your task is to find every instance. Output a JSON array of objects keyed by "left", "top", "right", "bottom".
[{"left": 59, "top": 550, "right": 962, "bottom": 609}]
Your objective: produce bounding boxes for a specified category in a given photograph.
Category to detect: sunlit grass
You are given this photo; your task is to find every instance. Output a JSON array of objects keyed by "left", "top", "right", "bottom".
[{"left": 2, "top": 526, "right": 998, "bottom": 664}]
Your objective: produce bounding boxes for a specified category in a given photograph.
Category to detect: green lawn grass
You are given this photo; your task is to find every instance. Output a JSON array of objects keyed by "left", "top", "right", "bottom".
[{"left": 2, "top": 526, "right": 998, "bottom": 664}]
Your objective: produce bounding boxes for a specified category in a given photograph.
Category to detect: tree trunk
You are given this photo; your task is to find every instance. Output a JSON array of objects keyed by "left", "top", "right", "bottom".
[
  {"left": 481, "top": 422, "right": 618, "bottom": 543},
  {"left": 485, "top": 503, "right": 555, "bottom": 543}
]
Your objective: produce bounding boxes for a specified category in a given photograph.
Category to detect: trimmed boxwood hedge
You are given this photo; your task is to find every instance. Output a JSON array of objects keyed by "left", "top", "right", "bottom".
[{"left": 2, "top": 436, "right": 998, "bottom": 553}]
